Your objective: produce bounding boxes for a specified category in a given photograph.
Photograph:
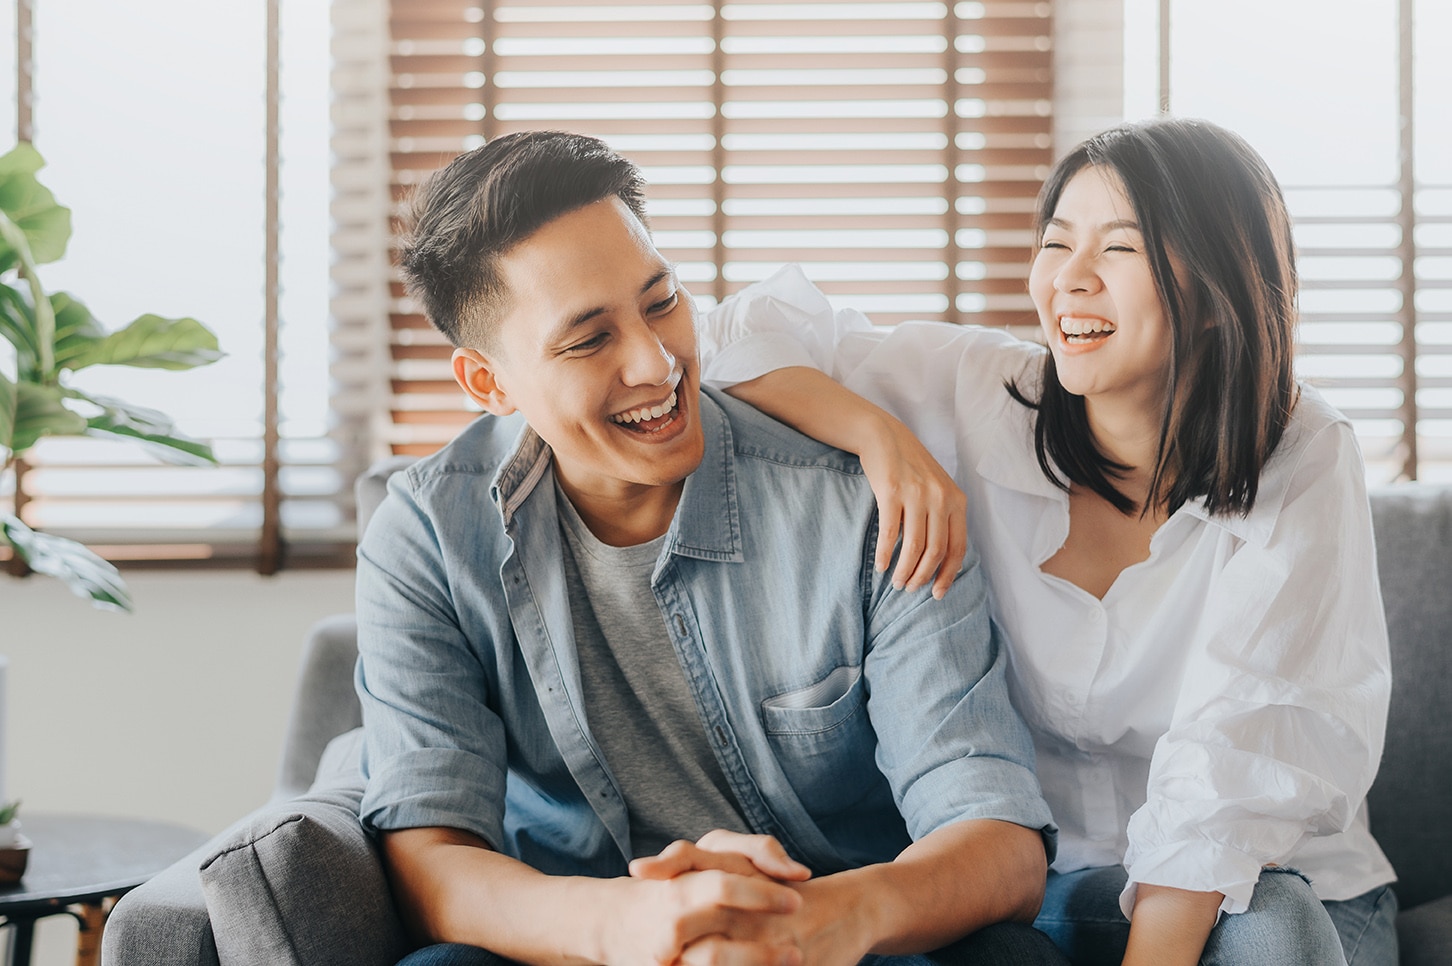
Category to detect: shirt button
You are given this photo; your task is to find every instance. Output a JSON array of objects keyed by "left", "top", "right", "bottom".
[{"left": 674, "top": 614, "right": 688, "bottom": 636}]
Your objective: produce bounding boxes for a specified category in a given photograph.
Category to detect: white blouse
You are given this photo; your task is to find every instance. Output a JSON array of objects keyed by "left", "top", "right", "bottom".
[{"left": 701, "top": 265, "right": 1396, "bottom": 917}]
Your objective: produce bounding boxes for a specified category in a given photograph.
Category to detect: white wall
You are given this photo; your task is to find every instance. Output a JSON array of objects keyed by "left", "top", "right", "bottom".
[{"left": 1, "top": 569, "right": 356, "bottom": 966}]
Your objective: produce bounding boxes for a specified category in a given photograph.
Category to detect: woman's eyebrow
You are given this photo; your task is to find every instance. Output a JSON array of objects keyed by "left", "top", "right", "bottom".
[{"left": 1046, "top": 215, "right": 1142, "bottom": 232}]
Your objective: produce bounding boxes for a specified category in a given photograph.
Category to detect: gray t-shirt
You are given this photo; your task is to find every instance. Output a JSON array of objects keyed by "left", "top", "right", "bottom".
[{"left": 555, "top": 483, "right": 750, "bottom": 858}]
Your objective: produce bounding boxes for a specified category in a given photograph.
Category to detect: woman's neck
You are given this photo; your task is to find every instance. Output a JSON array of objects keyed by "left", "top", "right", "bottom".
[{"left": 1083, "top": 394, "right": 1165, "bottom": 506}]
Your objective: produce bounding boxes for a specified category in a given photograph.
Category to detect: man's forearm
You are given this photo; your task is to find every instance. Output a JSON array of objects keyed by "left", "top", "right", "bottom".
[
  {"left": 782, "top": 818, "right": 1046, "bottom": 964},
  {"left": 846, "top": 818, "right": 1047, "bottom": 956},
  {"left": 382, "top": 827, "right": 618, "bottom": 965},
  {"left": 382, "top": 827, "right": 805, "bottom": 966}
]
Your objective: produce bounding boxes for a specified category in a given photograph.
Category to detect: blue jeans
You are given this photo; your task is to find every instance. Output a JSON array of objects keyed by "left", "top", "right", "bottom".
[
  {"left": 1032, "top": 865, "right": 1399, "bottom": 966},
  {"left": 399, "top": 922, "right": 1070, "bottom": 966}
]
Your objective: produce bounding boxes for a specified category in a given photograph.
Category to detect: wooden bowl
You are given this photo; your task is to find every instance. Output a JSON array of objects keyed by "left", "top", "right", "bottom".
[{"left": 0, "top": 835, "right": 31, "bottom": 884}]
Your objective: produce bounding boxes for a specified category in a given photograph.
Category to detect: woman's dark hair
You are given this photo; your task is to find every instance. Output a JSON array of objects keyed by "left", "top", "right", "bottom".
[
  {"left": 1010, "top": 117, "right": 1299, "bottom": 517},
  {"left": 399, "top": 130, "right": 648, "bottom": 348}
]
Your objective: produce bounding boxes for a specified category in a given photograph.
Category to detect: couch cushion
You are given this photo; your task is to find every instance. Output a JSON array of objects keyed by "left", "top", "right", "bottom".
[
  {"left": 199, "top": 730, "right": 411, "bottom": 966},
  {"left": 1397, "top": 894, "right": 1452, "bottom": 966},
  {"left": 1368, "top": 484, "right": 1452, "bottom": 911}
]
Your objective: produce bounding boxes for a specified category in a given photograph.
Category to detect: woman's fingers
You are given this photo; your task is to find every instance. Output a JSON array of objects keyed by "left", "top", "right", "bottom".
[
  {"left": 886, "top": 482, "right": 966, "bottom": 595},
  {"left": 874, "top": 491, "right": 903, "bottom": 575},
  {"left": 931, "top": 504, "right": 969, "bottom": 600},
  {"left": 857, "top": 425, "right": 967, "bottom": 597},
  {"left": 890, "top": 506, "right": 928, "bottom": 591},
  {"left": 901, "top": 507, "right": 949, "bottom": 593}
]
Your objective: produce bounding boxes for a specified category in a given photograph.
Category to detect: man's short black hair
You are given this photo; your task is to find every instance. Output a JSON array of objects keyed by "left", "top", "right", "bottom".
[{"left": 399, "top": 130, "right": 649, "bottom": 348}]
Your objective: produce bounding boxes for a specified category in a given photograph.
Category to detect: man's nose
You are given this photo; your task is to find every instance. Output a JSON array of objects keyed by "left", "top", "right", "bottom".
[{"left": 620, "top": 321, "right": 677, "bottom": 387}]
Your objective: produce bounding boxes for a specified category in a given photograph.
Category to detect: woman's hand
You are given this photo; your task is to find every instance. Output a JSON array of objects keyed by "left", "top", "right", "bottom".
[
  {"left": 857, "top": 414, "right": 968, "bottom": 600},
  {"left": 727, "top": 367, "right": 968, "bottom": 600}
]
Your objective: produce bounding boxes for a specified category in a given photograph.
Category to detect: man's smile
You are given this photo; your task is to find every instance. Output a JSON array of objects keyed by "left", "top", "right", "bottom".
[{"left": 609, "top": 370, "right": 685, "bottom": 433}]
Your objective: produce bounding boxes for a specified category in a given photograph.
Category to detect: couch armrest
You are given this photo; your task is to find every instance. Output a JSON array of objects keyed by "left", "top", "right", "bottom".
[
  {"left": 103, "top": 840, "right": 221, "bottom": 966},
  {"left": 199, "top": 732, "right": 412, "bottom": 966}
]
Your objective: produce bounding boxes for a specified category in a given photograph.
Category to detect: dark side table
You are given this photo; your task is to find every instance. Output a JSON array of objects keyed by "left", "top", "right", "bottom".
[{"left": 0, "top": 814, "right": 208, "bottom": 966}]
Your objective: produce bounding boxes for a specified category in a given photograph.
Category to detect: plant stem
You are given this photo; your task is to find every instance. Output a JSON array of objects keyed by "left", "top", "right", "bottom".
[{"left": 5, "top": 456, "right": 31, "bottom": 576}]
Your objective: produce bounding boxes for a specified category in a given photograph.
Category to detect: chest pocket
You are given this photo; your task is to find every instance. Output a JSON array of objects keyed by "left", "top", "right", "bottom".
[{"left": 759, "top": 665, "right": 884, "bottom": 817}]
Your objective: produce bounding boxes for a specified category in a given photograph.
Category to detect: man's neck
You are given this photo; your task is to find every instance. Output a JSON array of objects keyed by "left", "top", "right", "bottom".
[{"left": 553, "top": 465, "right": 684, "bottom": 547}]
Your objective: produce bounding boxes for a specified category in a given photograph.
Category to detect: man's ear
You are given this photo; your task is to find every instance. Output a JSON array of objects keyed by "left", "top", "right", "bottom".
[{"left": 453, "top": 347, "right": 517, "bottom": 416}]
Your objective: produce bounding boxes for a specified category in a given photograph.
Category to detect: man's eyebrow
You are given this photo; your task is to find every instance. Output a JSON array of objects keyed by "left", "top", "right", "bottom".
[
  {"left": 547, "top": 267, "right": 675, "bottom": 343},
  {"left": 1046, "top": 216, "right": 1142, "bottom": 232}
]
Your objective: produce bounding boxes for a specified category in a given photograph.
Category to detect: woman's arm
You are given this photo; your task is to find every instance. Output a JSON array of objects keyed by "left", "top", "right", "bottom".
[
  {"left": 1121, "top": 885, "right": 1222, "bottom": 966},
  {"left": 729, "top": 367, "right": 966, "bottom": 599},
  {"left": 1122, "top": 409, "right": 1391, "bottom": 922}
]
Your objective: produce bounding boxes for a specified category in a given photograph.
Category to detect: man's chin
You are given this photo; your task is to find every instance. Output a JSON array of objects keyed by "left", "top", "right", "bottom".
[{"left": 627, "top": 426, "right": 706, "bottom": 487}]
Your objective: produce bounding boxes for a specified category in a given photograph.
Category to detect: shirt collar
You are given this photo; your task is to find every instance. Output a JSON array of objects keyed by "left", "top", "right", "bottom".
[
  {"left": 1178, "top": 387, "right": 1332, "bottom": 548},
  {"left": 973, "top": 385, "right": 1331, "bottom": 550},
  {"left": 487, "top": 388, "right": 743, "bottom": 561},
  {"left": 489, "top": 421, "right": 552, "bottom": 528},
  {"left": 670, "top": 388, "right": 744, "bottom": 561},
  {"left": 973, "top": 400, "right": 1066, "bottom": 502}
]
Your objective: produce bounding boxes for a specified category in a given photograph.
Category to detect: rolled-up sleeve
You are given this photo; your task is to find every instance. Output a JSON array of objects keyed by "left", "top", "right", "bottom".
[
  {"left": 1122, "top": 420, "right": 1391, "bottom": 917},
  {"left": 864, "top": 536, "right": 1057, "bottom": 859},
  {"left": 355, "top": 471, "right": 510, "bottom": 849}
]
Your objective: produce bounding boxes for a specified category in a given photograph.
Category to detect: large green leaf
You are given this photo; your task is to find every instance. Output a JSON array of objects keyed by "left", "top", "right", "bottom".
[
  {"left": 0, "top": 282, "right": 41, "bottom": 375},
  {"left": 0, "top": 367, "right": 15, "bottom": 455},
  {"left": 0, "top": 209, "right": 54, "bottom": 374},
  {"left": 10, "top": 381, "right": 86, "bottom": 455},
  {"left": 0, "top": 143, "right": 71, "bottom": 267},
  {"left": 49, "top": 292, "right": 106, "bottom": 373},
  {"left": 62, "top": 313, "right": 222, "bottom": 372},
  {"left": 1, "top": 511, "right": 133, "bottom": 612},
  {"left": 70, "top": 390, "right": 217, "bottom": 465}
]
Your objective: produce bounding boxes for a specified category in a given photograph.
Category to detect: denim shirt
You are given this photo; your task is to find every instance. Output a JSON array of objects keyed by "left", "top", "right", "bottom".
[{"left": 356, "top": 388, "right": 1054, "bottom": 877}]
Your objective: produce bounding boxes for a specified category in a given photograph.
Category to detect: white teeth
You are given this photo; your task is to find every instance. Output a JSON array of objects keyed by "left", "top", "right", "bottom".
[
  {"left": 1060, "top": 316, "right": 1116, "bottom": 336},
  {"left": 611, "top": 390, "right": 678, "bottom": 425}
]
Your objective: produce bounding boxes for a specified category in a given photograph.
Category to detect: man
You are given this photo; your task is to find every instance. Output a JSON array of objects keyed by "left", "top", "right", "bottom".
[{"left": 356, "top": 130, "right": 1062, "bottom": 966}]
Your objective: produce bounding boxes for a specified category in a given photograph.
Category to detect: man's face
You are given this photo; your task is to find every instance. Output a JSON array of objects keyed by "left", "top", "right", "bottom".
[{"left": 453, "top": 197, "right": 706, "bottom": 501}]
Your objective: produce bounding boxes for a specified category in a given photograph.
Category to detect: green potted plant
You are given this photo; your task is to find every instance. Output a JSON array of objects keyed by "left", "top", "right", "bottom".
[
  {"left": 0, "top": 142, "right": 222, "bottom": 612},
  {"left": 0, "top": 799, "right": 25, "bottom": 883}
]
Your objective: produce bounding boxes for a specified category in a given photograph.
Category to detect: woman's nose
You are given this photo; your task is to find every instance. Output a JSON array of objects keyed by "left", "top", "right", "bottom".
[{"left": 1054, "top": 251, "right": 1101, "bottom": 294}]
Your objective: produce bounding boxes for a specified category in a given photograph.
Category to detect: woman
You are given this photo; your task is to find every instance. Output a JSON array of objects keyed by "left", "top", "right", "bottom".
[{"left": 701, "top": 118, "right": 1397, "bottom": 965}]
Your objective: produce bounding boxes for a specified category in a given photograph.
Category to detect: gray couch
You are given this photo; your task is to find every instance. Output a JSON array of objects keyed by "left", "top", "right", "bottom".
[{"left": 102, "top": 480, "right": 1452, "bottom": 966}]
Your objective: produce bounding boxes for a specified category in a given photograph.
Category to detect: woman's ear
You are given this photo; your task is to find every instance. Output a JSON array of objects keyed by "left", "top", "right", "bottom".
[{"left": 453, "top": 347, "right": 516, "bottom": 416}]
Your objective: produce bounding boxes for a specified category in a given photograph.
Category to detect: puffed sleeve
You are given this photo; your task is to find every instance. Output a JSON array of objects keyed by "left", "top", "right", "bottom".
[
  {"left": 1121, "top": 414, "right": 1392, "bottom": 918},
  {"left": 700, "top": 263, "right": 876, "bottom": 383},
  {"left": 355, "top": 470, "right": 512, "bottom": 850}
]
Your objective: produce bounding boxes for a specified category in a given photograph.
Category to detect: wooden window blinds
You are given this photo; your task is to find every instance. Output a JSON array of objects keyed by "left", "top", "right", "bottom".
[{"left": 371, "top": 0, "right": 1055, "bottom": 456}]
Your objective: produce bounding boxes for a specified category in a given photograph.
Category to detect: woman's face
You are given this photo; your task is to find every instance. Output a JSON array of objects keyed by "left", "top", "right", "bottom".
[{"left": 1029, "top": 165, "right": 1174, "bottom": 413}]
